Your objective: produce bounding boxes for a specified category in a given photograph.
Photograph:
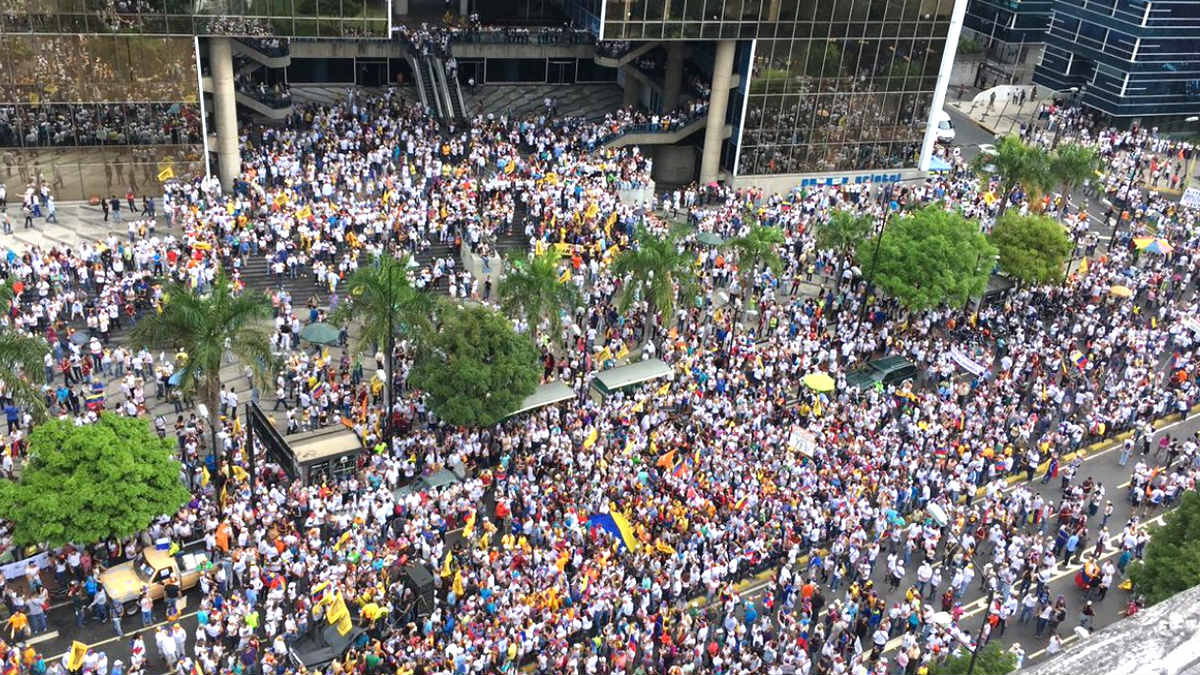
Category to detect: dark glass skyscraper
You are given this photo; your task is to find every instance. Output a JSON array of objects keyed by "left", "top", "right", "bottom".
[{"left": 1034, "top": 0, "right": 1200, "bottom": 119}]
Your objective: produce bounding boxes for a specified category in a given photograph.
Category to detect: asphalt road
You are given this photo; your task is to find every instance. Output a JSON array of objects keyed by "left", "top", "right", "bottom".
[{"left": 734, "top": 409, "right": 1200, "bottom": 670}]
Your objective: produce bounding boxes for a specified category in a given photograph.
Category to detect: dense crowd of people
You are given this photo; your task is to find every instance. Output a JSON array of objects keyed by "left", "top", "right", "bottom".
[{"left": 0, "top": 82, "right": 1198, "bottom": 675}]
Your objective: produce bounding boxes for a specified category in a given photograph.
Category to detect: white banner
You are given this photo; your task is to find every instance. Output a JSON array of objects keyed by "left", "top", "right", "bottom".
[
  {"left": 1, "top": 550, "right": 51, "bottom": 580},
  {"left": 1181, "top": 187, "right": 1200, "bottom": 209},
  {"left": 950, "top": 348, "right": 987, "bottom": 377}
]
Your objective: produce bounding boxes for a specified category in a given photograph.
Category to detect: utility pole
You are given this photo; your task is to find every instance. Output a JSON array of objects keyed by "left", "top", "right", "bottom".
[{"left": 967, "top": 586, "right": 997, "bottom": 675}]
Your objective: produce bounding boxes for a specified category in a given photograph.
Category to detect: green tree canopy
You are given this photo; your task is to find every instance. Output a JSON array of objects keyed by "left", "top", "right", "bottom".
[
  {"left": 409, "top": 303, "right": 541, "bottom": 427},
  {"left": 497, "top": 250, "right": 581, "bottom": 339},
  {"left": 816, "top": 209, "right": 875, "bottom": 290},
  {"left": 131, "top": 275, "right": 274, "bottom": 474},
  {"left": 330, "top": 252, "right": 434, "bottom": 436},
  {"left": 928, "top": 643, "right": 1017, "bottom": 675},
  {"left": 0, "top": 281, "right": 50, "bottom": 419},
  {"left": 989, "top": 212, "right": 1074, "bottom": 286},
  {"left": 612, "top": 225, "right": 697, "bottom": 344},
  {"left": 860, "top": 204, "right": 997, "bottom": 311},
  {"left": 0, "top": 414, "right": 189, "bottom": 547},
  {"left": 723, "top": 224, "right": 785, "bottom": 308},
  {"left": 1129, "top": 491, "right": 1200, "bottom": 605},
  {"left": 1050, "top": 142, "right": 1101, "bottom": 198},
  {"left": 972, "top": 135, "right": 1052, "bottom": 215}
]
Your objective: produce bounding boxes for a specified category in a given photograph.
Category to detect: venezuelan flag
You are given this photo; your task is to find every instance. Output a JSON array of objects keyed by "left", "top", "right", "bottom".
[{"left": 587, "top": 510, "right": 638, "bottom": 552}]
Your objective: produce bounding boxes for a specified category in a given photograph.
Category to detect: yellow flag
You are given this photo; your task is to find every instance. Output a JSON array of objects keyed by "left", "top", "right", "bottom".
[
  {"left": 440, "top": 550, "right": 453, "bottom": 577},
  {"left": 296, "top": 205, "right": 313, "bottom": 220},
  {"left": 656, "top": 381, "right": 671, "bottom": 396},
  {"left": 616, "top": 343, "right": 629, "bottom": 360},
  {"left": 68, "top": 642, "right": 88, "bottom": 671},
  {"left": 558, "top": 268, "right": 572, "bottom": 284},
  {"left": 596, "top": 346, "right": 612, "bottom": 363},
  {"left": 1078, "top": 257, "right": 1089, "bottom": 276},
  {"left": 157, "top": 166, "right": 175, "bottom": 182},
  {"left": 582, "top": 426, "right": 599, "bottom": 449}
]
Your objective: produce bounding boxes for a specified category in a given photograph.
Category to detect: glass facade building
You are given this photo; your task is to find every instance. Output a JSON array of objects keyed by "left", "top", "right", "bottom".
[
  {"left": 1034, "top": 0, "right": 1200, "bottom": 118},
  {"left": 0, "top": 0, "right": 389, "bottom": 38},
  {"left": 593, "top": 0, "right": 957, "bottom": 177}
]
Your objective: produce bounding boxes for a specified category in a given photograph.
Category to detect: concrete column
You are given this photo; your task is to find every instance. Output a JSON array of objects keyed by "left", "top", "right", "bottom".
[
  {"left": 918, "top": 0, "right": 968, "bottom": 172},
  {"left": 766, "top": 0, "right": 780, "bottom": 21},
  {"left": 623, "top": 73, "right": 640, "bottom": 108},
  {"left": 459, "top": 0, "right": 468, "bottom": 15},
  {"left": 209, "top": 37, "right": 240, "bottom": 193},
  {"left": 663, "top": 42, "right": 685, "bottom": 111},
  {"left": 699, "top": 39, "right": 735, "bottom": 185},
  {"left": 396, "top": 0, "right": 408, "bottom": 15}
]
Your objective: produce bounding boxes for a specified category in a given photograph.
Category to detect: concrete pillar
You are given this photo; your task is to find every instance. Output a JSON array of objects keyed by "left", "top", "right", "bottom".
[
  {"left": 699, "top": 39, "right": 735, "bottom": 185},
  {"left": 918, "top": 0, "right": 968, "bottom": 172},
  {"left": 459, "top": 0, "right": 468, "bottom": 15},
  {"left": 766, "top": 0, "right": 780, "bottom": 21},
  {"left": 663, "top": 42, "right": 685, "bottom": 111},
  {"left": 209, "top": 37, "right": 240, "bottom": 193},
  {"left": 623, "top": 73, "right": 640, "bottom": 108},
  {"left": 396, "top": 0, "right": 408, "bottom": 15}
]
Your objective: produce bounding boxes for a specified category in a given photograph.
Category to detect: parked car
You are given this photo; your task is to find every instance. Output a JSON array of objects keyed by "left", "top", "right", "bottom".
[
  {"left": 99, "top": 544, "right": 210, "bottom": 615},
  {"left": 844, "top": 355, "right": 918, "bottom": 392},
  {"left": 933, "top": 110, "right": 956, "bottom": 143}
]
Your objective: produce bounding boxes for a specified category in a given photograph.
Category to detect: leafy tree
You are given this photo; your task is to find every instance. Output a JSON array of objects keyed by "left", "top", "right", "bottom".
[
  {"left": 723, "top": 224, "right": 784, "bottom": 314},
  {"left": 928, "top": 643, "right": 1017, "bottom": 675},
  {"left": 989, "top": 212, "right": 1073, "bottom": 286},
  {"left": 972, "top": 135, "right": 1051, "bottom": 216},
  {"left": 1050, "top": 142, "right": 1101, "bottom": 208},
  {"left": 409, "top": 303, "right": 540, "bottom": 427},
  {"left": 131, "top": 275, "right": 274, "bottom": 483},
  {"left": 0, "top": 281, "right": 50, "bottom": 419},
  {"left": 612, "top": 225, "right": 697, "bottom": 345},
  {"left": 816, "top": 209, "right": 874, "bottom": 290},
  {"left": 0, "top": 414, "right": 189, "bottom": 547},
  {"left": 1129, "top": 490, "right": 1200, "bottom": 605},
  {"left": 860, "top": 204, "right": 996, "bottom": 311},
  {"left": 497, "top": 250, "right": 581, "bottom": 339},
  {"left": 330, "top": 252, "right": 433, "bottom": 437}
]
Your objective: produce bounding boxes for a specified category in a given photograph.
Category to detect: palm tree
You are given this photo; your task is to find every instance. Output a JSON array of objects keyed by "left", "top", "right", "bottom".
[
  {"left": 972, "top": 135, "right": 1051, "bottom": 216},
  {"left": 131, "top": 274, "right": 274, "bottom": 501},
  {"left": 1050, "top": 143, "right": 1100, "bottom": 214},
  {"left": 815, "top": 209, "right": 873, "bottom": 291},
  {"left": 612, "top": 225, "right": 697, "bottom": 346},
  {"left": 0, "top": 282, "right": 49, "bottom": 419},
  {"left": 723, "top": 224, "right": 785, "bottom": 317},
  {"left": 497, "top": 250, "right": 581, "bottom": 340},
  {"left": 329, "top": 251, "right": 433, "bottom": 440}
]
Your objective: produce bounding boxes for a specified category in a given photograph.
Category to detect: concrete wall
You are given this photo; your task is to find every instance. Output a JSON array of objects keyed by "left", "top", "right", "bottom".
[
  {"left": 731, "top": 167, "right": 927, "bottom": 195},
  {"left": 450, "top": 44, "right": 596, "bottom": 59},
  {"left": 460, "top": 242, "right": 503, "bottom": 287},
  {"left": 291, "top": 41, "right": 408, "bottom": 59},
  {"left": 650, "top": 145, "right": 697, "bottom": 185}
]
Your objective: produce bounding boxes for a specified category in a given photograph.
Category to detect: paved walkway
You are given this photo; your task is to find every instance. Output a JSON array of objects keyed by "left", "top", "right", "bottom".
[{"left": 0, "top": 201, "right": 155, "bottom": 252}]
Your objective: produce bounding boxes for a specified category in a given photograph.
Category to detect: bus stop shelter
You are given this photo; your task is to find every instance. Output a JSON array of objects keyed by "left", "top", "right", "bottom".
[{"left": 589, "top": 358, "right": 672, "bottom": 402}]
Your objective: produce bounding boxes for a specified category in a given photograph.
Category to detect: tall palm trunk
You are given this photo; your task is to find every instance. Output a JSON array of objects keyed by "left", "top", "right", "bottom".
[{"left": 206, "top": 372, "right": 225, "bottom": 518}]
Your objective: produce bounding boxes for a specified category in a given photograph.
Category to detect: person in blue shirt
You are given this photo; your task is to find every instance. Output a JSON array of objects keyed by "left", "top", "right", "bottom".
[{"left": 5, "top": 402, "right": 20, "bottom": 432}]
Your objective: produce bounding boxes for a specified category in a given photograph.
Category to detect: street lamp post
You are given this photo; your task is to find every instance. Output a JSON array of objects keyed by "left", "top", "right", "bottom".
[
  {"left": 967, "top": 586, "right": 998, "bottom": 675},
  {"left": 852, "top": 176, "right": 930, "bottom": 338}
]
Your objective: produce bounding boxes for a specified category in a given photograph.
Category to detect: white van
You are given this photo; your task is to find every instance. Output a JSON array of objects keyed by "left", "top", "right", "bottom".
[{"left": 933, "top": 110, "right": 956, "bottom": 143}]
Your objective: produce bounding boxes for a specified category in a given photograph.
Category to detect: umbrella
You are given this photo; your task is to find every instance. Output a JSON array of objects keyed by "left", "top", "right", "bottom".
[
  {"left": 1109, "top": 285, "right": 1133, "bottom": 298},
  {"left": 930, "top": 611, "right": 953, "bottom": 628},
  {"left": 802, "top": 372, "right": 836, "bottom": 392},
  {"left": 69, "top": 332, "right": 89, "bottom": 345},
  {"left": 168, "top": 371, "right": 183, "bottom": 386},
  {"left": 696, "top": 231, "right": 724, "bottom": 246},
  {"left": 300, "top": 322, "right": 340, "bottom": 346},
  {"left": 1133, "top": 236, "right": 1173, "bottom": 254}
]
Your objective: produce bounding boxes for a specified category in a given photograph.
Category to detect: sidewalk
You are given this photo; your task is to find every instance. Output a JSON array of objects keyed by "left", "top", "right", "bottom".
[
  {"left": 0, "top": 202, "right": 162, "bottom": 252},
  {"left": 948, "top": 95, "right": 1042, "bottom": 137}
]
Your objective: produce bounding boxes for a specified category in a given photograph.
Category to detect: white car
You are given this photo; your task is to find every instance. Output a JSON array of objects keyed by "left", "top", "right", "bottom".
[{"left": 933, "top": 110, "right": 956, "bottom": 143}]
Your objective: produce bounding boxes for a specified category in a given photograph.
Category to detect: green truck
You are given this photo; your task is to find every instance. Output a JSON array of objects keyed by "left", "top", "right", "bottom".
[{"left": 844, "top": 355, "right": 918, "bottom": 392}]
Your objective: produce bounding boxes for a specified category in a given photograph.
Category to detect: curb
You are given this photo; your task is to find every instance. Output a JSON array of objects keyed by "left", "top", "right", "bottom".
[{"left": 993, "top": 403, "right": 1200, "bottom": 492}]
